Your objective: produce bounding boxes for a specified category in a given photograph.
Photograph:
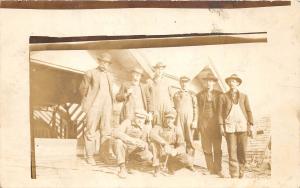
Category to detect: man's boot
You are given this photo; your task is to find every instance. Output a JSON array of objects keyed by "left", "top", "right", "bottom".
[
  {"left": 215, "top": 171, "right": 225, "bottom": 178},
  {"left": 239, "top": 164, "right": 245, "bottom": 179},
  {"left": 168, "top": 167, "right": 175, "bottom": 175},
  {"left": 153, "top": 166, "right": 160, "bottom": 177},
  {"left": 118, "top": 163, "right": 127, "bottom": 179},
  {"left": 186, "top": 165, "right": 196, "bottom": 172},
  {"left": 214, "top": 152, "right": 224, "bottom": 178},
  {"left": 86, "top": 157, "right": 96, "bottom": 166},
  {"left": 204, "top": 153, "right": 214, "bottom": 174}
]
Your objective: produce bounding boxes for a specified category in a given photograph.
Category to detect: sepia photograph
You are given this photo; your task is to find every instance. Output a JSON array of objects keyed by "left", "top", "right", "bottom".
[
  {"left": 29, "top": 34, "right": 271, "bottom": 182},
  {"left": 0, "top": 3, "right": 299, "bottom": 188}
]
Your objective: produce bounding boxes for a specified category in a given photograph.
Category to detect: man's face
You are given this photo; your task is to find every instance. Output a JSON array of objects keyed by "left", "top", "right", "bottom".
[
  {"left": 134, "top": 117, "right": 145, "bottom": 127},
  {"left": 98, "top": 60, "right": 111, "bottom": 70},
  {"left": 132, "top": 72, "right": 142, "bottom": 82},
  {"left": 164, "top": 117, "right": 175, "bottom": 128},
  {"left": 229, "top": 79, "right": 239, "bottom": 90},
  {"left": 180, "top": 81, "right": 188, "bottom": 90},
  {"left": 205, "top": 80, "right": 216, "bottom": 90},
  {"left": 154, "top": 67, "right": 164, "bottom": 77}
]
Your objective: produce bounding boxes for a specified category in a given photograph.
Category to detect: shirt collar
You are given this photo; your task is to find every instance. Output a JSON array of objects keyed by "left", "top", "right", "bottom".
[
  {"left": 131, "top": 80, "right": 140, "bottom": 86},
  {"left": 153, "top": 75, "right": 163, "bottom": 82},
  {"left": 181, "top": 88, "right": 188, "bottom": 92},
  {"left": 132, "top": 122, "right": 143, "bottom": 130},
  {"left": 230, "top": 89, "right": 239, "bottom": 95},
  {"left": 97, "top": 66, "right": 106, "bottom": 72},
  {"left": 206, "top": 89, "right": 214, "bottom": 94}
]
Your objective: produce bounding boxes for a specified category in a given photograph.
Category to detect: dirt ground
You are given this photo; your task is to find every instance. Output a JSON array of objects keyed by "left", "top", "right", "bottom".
[{"left": 35, "top": 140, "right": 271, "bottom": 180}]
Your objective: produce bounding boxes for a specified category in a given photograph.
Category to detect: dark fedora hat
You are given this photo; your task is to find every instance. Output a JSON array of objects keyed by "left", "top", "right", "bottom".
[
  {"left": 153, "top": 62, "right": 166, "bottom": 69},
  {"left": 225, "top": 74, "right": 242, "bottom": 85},
  {"left": 135, "top": 109, "right": 147, "bottom": 119},
  {"left": 131, "top": 67, "right": 144, "bottom": 75},
  {"left": 179, "top": 76, "right": 191, "bottom": 83},
  {"left": 203, "top": 73, "right": 218, "bottom": 82},
  {"left": 97, "top": 52, "right": 112, "bottom": 64}
]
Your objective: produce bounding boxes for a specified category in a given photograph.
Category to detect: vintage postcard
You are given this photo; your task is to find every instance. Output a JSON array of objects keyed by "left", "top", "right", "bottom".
[{"left": 0, "top": 1, "right": 299, "bottom": 188}]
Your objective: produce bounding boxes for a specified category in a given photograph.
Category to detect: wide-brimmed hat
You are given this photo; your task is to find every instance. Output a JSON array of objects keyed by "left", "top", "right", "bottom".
[
  {"left": 135, "top": 110, "right": 147, "bottom": 119},
  {"left": 97, "top": 53, "right": 112, "bottom": 64},
  {"left": 179, "top": 76, "right": 190, "bottom": 83},
  {"left": 164, "top": 110, "right": 176, "bottom": 119},
  {"left": 203, "top": 73, "right": 218, "bottom": 82},
  {"left": 131, "top": 67, "right": 144, "bottom": 75},
  {"left": 225, "top": 74, "right": 242, "bottom": 85},
  {"left": 153, "top": 62, "right": 166, "bottom": 69}
]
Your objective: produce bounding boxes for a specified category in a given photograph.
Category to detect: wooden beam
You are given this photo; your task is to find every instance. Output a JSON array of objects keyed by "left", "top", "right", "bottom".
[
  {"left": 30, "top": 33, "right": 267, "bottom": 51},
  {"left": 0, "top": 1, "right": 290, "bottom": 9}
]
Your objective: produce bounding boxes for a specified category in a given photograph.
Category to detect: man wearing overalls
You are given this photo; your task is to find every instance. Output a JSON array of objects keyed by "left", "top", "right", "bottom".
[
  {"left": 173, "top": 76, "right": 198, "bottom": 171},
  {"left": 150, "top": 110, "right": 194, "bottom": 177},
  {"left": 147, "top": 63, "right": 173, "bottom": 127},
  {"left": 218, "top": 74, "right": 254, "bottom": 178}
]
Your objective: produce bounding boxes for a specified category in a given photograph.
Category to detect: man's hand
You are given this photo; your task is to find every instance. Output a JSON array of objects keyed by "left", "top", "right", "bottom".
[
  {"left": 126, "top": 88, "right": 133, "bottom": 96},
  {"left": 164, "top": 144, "right": 172, "bottom": 155},
  {"left": 147, "top": 112, "right": 153, "bottom": 122},
  {"left": 247, "top": 126, "right": 254, "bottom": 138},
  {"left": 220, "top": 126, "right": 225, "bottom": 137},
  {"left": 191, "top": 122, "right": 197, "bottom": 129},
  {"left": 170, "top": 148, "right": 177, "bottom": 157},
  {"left": 134, "top": 139, "right": 147, "bottom": 149}
]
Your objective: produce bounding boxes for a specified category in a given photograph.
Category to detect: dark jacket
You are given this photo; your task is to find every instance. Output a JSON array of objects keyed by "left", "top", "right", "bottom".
[
  {"left": 217, "top": 90, "right": 253, "bottom": 126},
  {"left": 197, "top": 89, "right": 222, "bottom": 121}
]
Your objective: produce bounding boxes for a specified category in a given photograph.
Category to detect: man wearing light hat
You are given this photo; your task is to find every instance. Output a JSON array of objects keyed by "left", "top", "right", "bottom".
[
  {"left": 197, "top": 73, "right": 224, "bottom": 177},
  {"left": 79, "top": 52, "right": 114, "bottom": 165},
  {"left": 112, "top": 110, "right": 153, "bottom": 179},
  {"left": 116, "top": 67, "right": 151, "bottom": 123},
  {"left": 147, "top": 62, "right": 173, "bottom": 127},
  {"left": 218, "top": 74, "right": 254, "bottom": 178},
  {"left": 150, "top": 110, "right": 194, "bottom": 177},
  {"left": 173, "top": 76, "right": 198, "bottom": 171}
]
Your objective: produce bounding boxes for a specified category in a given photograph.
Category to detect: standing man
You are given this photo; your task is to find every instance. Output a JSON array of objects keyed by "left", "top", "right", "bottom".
[
  {"left": 112, "top": 110, "right": 153, "bottom": 179},
  {"left": 116, "top": 67, "right": 151, "bottom": 123},
  {"left": 79, "top": 52, "right": 114, "bottom": 165},
  {"left": 197, "top": 73, "right": 224, "bottom": 178},
  {"left": 150, "top": 110, "right": 194, "bottom": 177},
  {"left": 173, "top": 76, "right": 198, "bottom": 170},
  {"left": 218, "top": 74, "right": 254, "bottom": 178},
  {"left": 147, "top": 62, "right": 173, "bottom": 126}
]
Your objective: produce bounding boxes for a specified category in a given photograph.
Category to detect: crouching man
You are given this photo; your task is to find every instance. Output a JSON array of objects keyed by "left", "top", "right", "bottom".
[
  {"left": 112, "top": 110, "right": 153, "bottom": 179},
  {"left": 150, "top": 110, "right": 194, "bottom": 177}
]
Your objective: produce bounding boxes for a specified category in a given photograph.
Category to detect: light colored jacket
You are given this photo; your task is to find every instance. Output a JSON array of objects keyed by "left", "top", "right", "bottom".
[{"left": 79, "top": 68, "right": 114, "bottom": 113}]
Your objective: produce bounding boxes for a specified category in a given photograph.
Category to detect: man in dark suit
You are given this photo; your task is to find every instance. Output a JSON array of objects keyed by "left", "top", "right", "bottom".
[
  {"left": 79, "top": 52, "right": 114, "bottom": 165},
  {"left": 197, "top": 73, "right": 224, "bottom": 178},
  {"left": 116, "top": 67, "right": 152, "bottom": 123},
  {"left": 218, "top": 74, "right": 254, "bottom": 178}
]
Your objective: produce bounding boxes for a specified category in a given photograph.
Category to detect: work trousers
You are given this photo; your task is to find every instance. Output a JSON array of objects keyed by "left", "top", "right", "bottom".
[
  {"left": 150, "top": 142, "right": 192, "bottom": 171},
  {"left": 113, "top": 139, "right": 153, "bottom": 165},
  {"left": 84, "top": 102, "right": 112, "bottom": 158},
  {"left": 176, "top": 111, "right": 195, "bottom": 163},
  {"left": 200, "top": 118, "right": 222, "bottom": 173},
  {"left": 225, "top": 132, "right": 248, "bottom": 177}
]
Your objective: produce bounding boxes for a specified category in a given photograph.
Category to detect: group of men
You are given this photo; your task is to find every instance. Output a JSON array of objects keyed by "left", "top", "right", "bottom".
[{"left": 79, "top": 52, "right": 254, "bottom": 179}]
